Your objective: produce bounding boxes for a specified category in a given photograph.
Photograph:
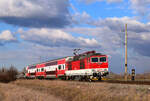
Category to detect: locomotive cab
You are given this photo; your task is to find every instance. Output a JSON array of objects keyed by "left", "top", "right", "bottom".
[
  {"left": 90, "top": 55, "right": 108, "bottom": 68},
  {"left": 90, "top": 56, "right": 107, "bottom": 63},
  {"left": 89, "top": 55, "right": 109, "bottom": 80}
]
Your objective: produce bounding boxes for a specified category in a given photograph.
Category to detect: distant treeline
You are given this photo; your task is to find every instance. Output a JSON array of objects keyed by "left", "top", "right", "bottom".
[{"left": 0, "top": 66, "right": 18, "bottom": 83}]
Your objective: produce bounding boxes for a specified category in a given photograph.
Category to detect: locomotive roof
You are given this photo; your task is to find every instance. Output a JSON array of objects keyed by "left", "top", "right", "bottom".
[{"left": 72, "top": 51, "right": 105, "bottom": 61}]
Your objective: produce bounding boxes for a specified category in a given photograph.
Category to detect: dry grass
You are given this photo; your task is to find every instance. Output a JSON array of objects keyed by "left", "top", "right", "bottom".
[
  {"left": 10, "top": 80, "right": 150, "bottom": 101},
  {"left": 0, "top": 85, "right": 5, "bottom": 101},
  {"left": 136, "top": 73, "right": 150, "bottom": 80},
  {"left": 108, "top": 72, "right": 150, "bottom": 81},
  {"left": 0, "top": 82, "right": 63, "bottom": 101},
  {"left": 0, "top": 90, "right": 4, "bottom": 101}
]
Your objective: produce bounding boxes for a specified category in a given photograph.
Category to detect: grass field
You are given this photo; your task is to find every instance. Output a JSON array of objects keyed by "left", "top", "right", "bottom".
[{"left": 0, "top": 79, "right": 150, "bottom": 101}]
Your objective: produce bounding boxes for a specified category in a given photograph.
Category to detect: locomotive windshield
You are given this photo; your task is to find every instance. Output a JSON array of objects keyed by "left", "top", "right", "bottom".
[
  {"left": 91, "top": 57, "right": 98, "bottom": 62},
  {"left": 100, "top": 57, "right": 106, "bottom": 62}
]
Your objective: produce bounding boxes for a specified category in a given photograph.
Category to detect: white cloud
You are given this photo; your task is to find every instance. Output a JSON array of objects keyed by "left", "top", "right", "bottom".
[
  {"left": 107, "top": 0, "right": 123, "bottom": 3},
  {"left": 0, "top": 30, "right": 17, "bottom": 45},
  {"left": 140, "top": 33, "right": 150, "bottom": 41},
  {"left": 65, "top": 16, "right": 150, "bottom": 57},
  {"left": 0, "top": 30, "right": 16, "bottom": 41},
  {"left": 65, "top": 27, "right": 122, "bottom": 55},
  {"left": 72, "top": 11, "right": 92, "bottom": 24},
  {"left": 130, "top": 0, "right": 150, "bottom": 16},
  {"left": 92, "top": 16, "right": 147, "bottom": 32},
  {"left": 18, "top": 28, "right": 100, "bottom": 48},
  {"left": 0, "top": 0, "right": 71, "bottom": 28},
  {"left": 79, "top": 0, "right": 123, "bottom": 4},
  {"left": 70, "top": 3, "right": 93, "bottom": 25}
]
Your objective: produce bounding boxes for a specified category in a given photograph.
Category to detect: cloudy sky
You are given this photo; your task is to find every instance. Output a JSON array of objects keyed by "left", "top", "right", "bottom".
[{"left": 0, "top": 0, "right": 150, "bottom": 73}]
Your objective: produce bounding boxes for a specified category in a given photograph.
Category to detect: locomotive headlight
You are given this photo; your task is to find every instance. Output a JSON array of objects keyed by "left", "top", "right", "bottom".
[
  {"left": 104, "top": 69, "right": 107, "bottom": 71},
  {"left": 92, "top": 69, "right": 95, "bottom": 72}
]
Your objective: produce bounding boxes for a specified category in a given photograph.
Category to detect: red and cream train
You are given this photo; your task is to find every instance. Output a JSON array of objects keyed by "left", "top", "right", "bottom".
[{"left": 25, "top": 51, "right": 109, "bottom": 81}]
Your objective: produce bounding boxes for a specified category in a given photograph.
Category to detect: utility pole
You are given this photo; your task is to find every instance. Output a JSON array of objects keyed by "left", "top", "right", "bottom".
[{"left": 125, "top": 24, "right": 128, "bottom": 81}]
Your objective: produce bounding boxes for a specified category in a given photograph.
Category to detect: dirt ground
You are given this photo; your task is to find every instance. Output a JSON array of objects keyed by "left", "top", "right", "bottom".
[{"left": 0, "top": 79, "right": 150, "bottom": 101}]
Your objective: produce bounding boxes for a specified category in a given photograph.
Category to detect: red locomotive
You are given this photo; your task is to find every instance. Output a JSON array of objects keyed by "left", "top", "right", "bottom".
[{"left": 25, "top": 51, "right": 109, "bottom": 81}]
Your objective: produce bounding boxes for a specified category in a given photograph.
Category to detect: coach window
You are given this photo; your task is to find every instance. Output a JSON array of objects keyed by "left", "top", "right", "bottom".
[
  {"left": 91, "top": 57, "right": 98, "bottom": 62},
  {"left": 58, "top": 65, "right": 61, "bottom": 70},
  {"left": 100, "top": 57, "right": 106, "bottom": 62},
  {"left": 37, "top": 69, "right": 38, "bottom": 72}
]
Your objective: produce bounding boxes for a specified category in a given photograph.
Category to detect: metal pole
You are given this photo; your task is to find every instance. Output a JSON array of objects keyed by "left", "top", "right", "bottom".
[{"left": 125, "top": 24, "right": 128, "bottom": 81}]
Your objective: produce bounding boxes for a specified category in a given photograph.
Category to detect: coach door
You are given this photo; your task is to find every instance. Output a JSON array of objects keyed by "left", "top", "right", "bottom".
[{"left": 80, "top": 59, "right": 85, "bottom": 69}]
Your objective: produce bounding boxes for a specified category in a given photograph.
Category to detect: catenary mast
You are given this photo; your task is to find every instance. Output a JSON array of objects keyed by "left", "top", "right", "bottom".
[{"left": 125, "top": 24, "right": 128, "bottom": 81}]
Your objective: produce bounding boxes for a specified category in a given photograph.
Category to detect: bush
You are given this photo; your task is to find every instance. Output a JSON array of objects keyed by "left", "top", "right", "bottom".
[{"left": 0, "top": 66, "right": 18, "bottom": 83}]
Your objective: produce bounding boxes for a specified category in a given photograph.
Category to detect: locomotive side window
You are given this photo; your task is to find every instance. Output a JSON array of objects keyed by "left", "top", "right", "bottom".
[
  {"left": 91, "top": 57, "right": 98, "bottom": 62},
  {"left": 41, "top": 68, "right": 44, "bottom": 71},
  {"left": 100, "top": 57, "right": 106, "bottom": 62},
  {"left": 58, "top": 65, "right": 61, "bottom": 70}
]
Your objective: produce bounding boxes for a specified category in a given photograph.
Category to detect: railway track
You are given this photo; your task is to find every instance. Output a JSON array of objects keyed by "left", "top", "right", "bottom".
[
  {"left": 102, "top": 80, "right": 150, "bottom": 85},
  {"left": 61, "top": 78, "right": 150, "bottom": 85}
]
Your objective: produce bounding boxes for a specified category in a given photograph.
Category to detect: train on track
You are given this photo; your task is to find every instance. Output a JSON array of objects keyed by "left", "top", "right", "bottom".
[{"left": 25, "top": 50, "right": 109, "bottom": 81}]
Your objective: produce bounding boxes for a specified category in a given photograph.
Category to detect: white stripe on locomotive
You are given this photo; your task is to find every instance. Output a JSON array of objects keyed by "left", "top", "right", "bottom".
[{"left": 65, "top": 68, "right": 108, "bottom": 76}]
